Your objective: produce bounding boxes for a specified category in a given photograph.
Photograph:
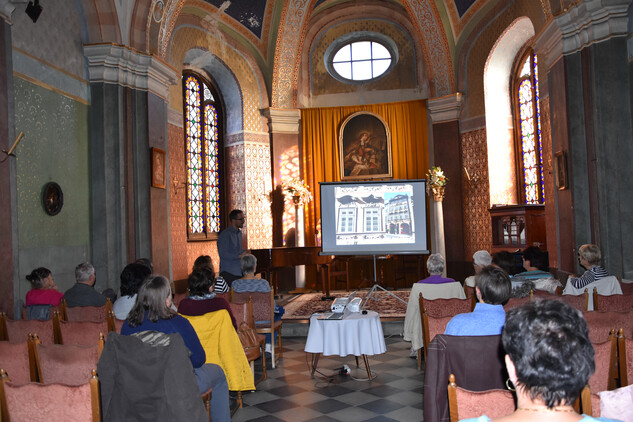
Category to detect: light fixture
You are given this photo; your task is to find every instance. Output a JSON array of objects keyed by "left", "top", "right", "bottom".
[{"left": 25, "top": 0, "right": 42, "bottom": 23}]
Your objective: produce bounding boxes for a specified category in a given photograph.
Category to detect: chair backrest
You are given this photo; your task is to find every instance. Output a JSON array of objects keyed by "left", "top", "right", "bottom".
[
  {"left": 583, "top": 310, "right": 633, "bottom": 343},
  {"left": 588, "top": 333, "right": 618, "bottom": 393},
  {"left": 56, "top": 317, "right": 108, "bottom": 346},
  {"left": 559, "top": 289, "right": 589, "bottom": 312},
  {"left": 0, "top": 341, "right": 34, "bottom": 384},
  {"left": 232, "top": 291, "right": 274, "bottom": 323},
  {"left": 617, "top": 329, "right": 633, "bottom": 386},
  {"left": 0, "top": 368, "right": 100, "bottom": 422},
  {"left": 229, "top": 299, "right": 255, "bottom": 328},
  {"left": 33, "top": 338, "right": 101, "bottom": 386},
  {"left": 421, "top": 308, "right": 453, "bottom": 360},
  {"left": 447, "top": 374, "right": 515, "bottom": 422},
  {"left": 62, "top": 298, "right": 112, "bottom": 323},
  {"left": 0, "top": 313, "right": 55, "bottom": 344},
  {"left": 421, "top": 296, "right": 472, "bottom": 318},
  {"left": 503, "top": 294, "right": 532, "bottom": 311},
  {"left": 24, "top": 304, "right": 60, "bottom": 321},
  {"left": 593, "top": 289, "right": 633, "bottom": 313},
  {"left": 620, "top": 282, "right": 633, "bottom": 296}
]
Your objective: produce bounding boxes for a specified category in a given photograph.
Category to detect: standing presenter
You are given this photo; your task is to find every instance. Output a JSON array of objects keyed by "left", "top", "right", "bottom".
[{"left": 217, "top": 209, "right": 250, "bottom": 286}]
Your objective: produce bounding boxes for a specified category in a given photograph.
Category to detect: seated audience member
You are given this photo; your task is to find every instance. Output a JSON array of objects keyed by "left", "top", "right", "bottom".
[
  {"left": 121, "top": 275, "right": 230, "bottom": 422},
  {"left": 192, "top": 255, "right": 228, "bottom": 294},
  {"left": 567, "top": 244, "right": 610, "bottom": 290},
  {"left": 63, "top": 262, "right": 108, "bottom": 307},
  {"left": 493, "top": 251, "right": 520, "bottom": 276},
  {"left": 232, "top": 254, "right": 272, "bottom": 293},
  {"left": 113, "top": 263, "right": 151, "bottom": 320},
  {"left": 444, "top": 266, "right": 511, "bottom": 336},
  {"left": 135, "top": 257, "right": 153, "bottom": 272},
  {"left": 25, "top": 267, "right": 63, "bottom": 306},
  {"left": 460, "top": 300, "right": 620, "bottom": 422},
  {"left": 419, "top": 253, "right": 455, "bottom": 284},
  {"left": 465, "top": 250, "right": 492, "bottom": 287},
  {"left": 178, "top": 269, "right": 237, "bottom": 330},
  {"left": 512, "top": 246, "right": 561, "bottom": 294}
]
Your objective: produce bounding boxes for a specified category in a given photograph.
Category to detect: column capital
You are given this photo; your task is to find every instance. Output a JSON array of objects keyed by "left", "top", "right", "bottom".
[
  {"left": 553, "top": 0, "right": 629, "bottom": 55},
  {"left": 0, "top": 0, "right": 15, "bottom": 23},
  {"left": 427, "top": 93, "right": 463, "bottom": 124},
  {"left": 261, "top": 108, "right": 301, "bottom": 134},
  {"left": 83, "top": 43, "right": 178, "bottom": 101}
]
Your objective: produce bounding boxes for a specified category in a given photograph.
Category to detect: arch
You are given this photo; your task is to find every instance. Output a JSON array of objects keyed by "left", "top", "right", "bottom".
[
  {"left": 184, "top": 48, "right": 244, "bottom": 135},
  {"left": 484, "top": 17, "right": 534, "bottom": 206}
]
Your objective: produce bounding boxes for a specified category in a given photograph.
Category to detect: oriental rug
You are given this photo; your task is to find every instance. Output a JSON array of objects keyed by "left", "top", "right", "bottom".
[{"left": 282, "top": 289, "right": 410, "bottom": 320}]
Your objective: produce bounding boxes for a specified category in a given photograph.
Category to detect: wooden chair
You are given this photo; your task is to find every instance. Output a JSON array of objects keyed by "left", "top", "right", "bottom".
[
  {"left": 0, "top": 368, "right": 101, "bottom": 422},
  {"left": 620, "top": 281, "right": 633, "bottom": 296},
  {"left": 593, "top": 288, "right": 633, "bottom": 313},
  {"left": 0, "top": 340, "right": 36, "bottom": 384},
  {"left": 583, "top": 310, "right": 633, "bottom": 343},
  {"left": 421, "top": 296, "right": 473, "bottom": 318},
  {"left": 60, "top": 297, "right": 112, "bottom": 322},
  {"left": 577, "top": 385, "right": 598, "bottom": 416},
  {"left": 559, "top": 288, "right": 589, "bottom": 312},
  {"left": 463, "top": 285, "right": 477, "bottom": 311},
  {"left": 420, "top": 308, "right": 453, "bottom": 368},
  {"left": 232, "top": 290, "right": 282, "bottom": 368},
  {"left": 617, "top": 328, "right": 633, "bottom": 386},
  {"left": 447, "top": 374, "right": 515, "bottom": 422},
  {"left": 229, "top": 299, "right": 266, "bottom": 385},
  {"left": 54, "top": 312, "right": 108, "bottom": 346},
  {"left": 21, "top": 304, "right": 61, "bottom": 321},
  {"left": 588, "top": 331, "right": 618, "bottom": 393},
  {"left": 32, "top": 333, "right": 104, "bottom": 385},
  {"left": 0, "top": 312, "right": 55, "bottom": 344}
]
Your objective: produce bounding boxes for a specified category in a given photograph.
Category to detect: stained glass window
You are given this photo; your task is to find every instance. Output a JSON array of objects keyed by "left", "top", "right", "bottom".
[
  {"left": 514, "top": 51, "right": 544, "bottom": 204},
  {"left": 183, "top": 73, "right": 222, "bottom": 239}
]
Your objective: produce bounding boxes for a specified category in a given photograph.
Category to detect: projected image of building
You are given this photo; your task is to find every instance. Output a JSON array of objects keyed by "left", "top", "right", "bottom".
[{"left": 385, "top": 194, "right": 413, "bottom": 235}]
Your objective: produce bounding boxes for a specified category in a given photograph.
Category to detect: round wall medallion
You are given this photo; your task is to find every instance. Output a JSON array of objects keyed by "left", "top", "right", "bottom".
[{"left": 42, "top": 182, "right": 63, "bottom": 216}]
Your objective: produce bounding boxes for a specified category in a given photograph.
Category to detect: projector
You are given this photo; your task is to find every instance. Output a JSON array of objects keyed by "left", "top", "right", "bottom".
[
  {"left": 347, "top": 297, "right": 362, "bottom": 312},
  {"left": 331, "top": 297, "right": 348, "bottom": 313}
]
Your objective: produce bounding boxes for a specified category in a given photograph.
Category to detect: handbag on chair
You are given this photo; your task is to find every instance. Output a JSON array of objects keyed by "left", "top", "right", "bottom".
[{"left": 237, "top": 321, "right": 261, "bottom": 360}]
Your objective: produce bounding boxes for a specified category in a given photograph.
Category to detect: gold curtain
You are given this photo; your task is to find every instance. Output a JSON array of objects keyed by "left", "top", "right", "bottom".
[{"left": 301, "top": 100, "right": 428, "bottom": 246}]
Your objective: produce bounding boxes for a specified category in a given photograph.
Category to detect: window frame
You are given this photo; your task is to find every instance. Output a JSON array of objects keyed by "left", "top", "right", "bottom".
[
  {"left": 181, "top": 71, "right": 226, "bottom": 241},
  {"left": 324, "top": 32, "right": 399, "bottom": 84},
  {"left": 511, "top": 48, "right": 544, "bottom": 205}
]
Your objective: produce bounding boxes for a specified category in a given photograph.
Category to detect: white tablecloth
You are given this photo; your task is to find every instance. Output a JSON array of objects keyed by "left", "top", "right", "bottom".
[{"left": 304, "top": 311, "right": 386, "bottom": 357}]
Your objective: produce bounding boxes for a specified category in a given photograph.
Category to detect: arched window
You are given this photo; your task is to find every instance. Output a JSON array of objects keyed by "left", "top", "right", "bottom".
[
  {"left": 182, "top": 72, "right": 223, "bottom": 239},
  {"left": 513, "top": 49, "right": 544, "bottom": 204}
]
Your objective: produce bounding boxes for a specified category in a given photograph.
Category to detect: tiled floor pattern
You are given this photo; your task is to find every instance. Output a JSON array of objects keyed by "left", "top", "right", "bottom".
[{"left": 232, "top": 335, "right": 423, "bottom": 422}]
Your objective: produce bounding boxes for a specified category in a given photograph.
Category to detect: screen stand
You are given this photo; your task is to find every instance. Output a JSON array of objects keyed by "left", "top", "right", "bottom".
[{"left": 361, "top": 255, "right": 407, "bottom": 309}]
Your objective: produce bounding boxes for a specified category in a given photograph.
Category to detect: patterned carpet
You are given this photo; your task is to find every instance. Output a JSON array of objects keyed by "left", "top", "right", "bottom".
[{"left": 282, "top": 290, "right": 410, "bottom": 320}]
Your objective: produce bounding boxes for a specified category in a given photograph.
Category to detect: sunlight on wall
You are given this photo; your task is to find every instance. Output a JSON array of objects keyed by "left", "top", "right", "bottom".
[
  {"left": 484, "top": 17, "right": 534, "bottom": 206},
  {"left": 279, "top": 145, "right": 300, "bottom": 245}
]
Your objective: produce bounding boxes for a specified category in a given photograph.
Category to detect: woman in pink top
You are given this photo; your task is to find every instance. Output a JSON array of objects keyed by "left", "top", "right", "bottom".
[{"left": 25, "top": 267, "right": 63, "bottom": 306}]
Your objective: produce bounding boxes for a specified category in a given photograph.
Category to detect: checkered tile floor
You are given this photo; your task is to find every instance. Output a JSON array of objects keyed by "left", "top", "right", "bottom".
[{"left": 231, "top": 335, "right": 424, "bottom": 422}]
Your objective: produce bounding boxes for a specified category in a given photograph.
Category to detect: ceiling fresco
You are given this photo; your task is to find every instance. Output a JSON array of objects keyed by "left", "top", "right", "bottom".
[{"left": 202, "top": 0, "right": 268, "bottom": 38}]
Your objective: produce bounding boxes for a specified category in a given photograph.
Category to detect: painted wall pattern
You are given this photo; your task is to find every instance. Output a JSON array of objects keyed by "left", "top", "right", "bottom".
[
  {"left": 168, "top": 27, "right": 266, "bottom": 133},
  {"left": 244, "top": 140, "right": 274, "bottom": 250},
  {"left": 461, "top": 128, "right": 492, "bottom": 258}
]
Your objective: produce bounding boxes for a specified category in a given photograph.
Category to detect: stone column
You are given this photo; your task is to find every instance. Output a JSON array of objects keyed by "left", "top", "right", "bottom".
[
  {"left": 427, "top": 93, "right": 465, "bottom": 280},
  {"left": 0, "top": 5, "right": 17, "bottom": 315},
  {"left": 85, "top": 44, "right": 177, "bottom": 283}
]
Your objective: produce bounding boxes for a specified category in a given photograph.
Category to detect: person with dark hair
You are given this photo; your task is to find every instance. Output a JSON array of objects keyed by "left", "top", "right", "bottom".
[
  {"left": 444, "top": 266, "right": 511, "bottom": 336},
  {"left": 513, "top": 246, "right": 553, "bottom": 282},
  {"left": 492, "top": 251, "right": 520, "bottom": 276},
  {"left": 25, "top": 267, "right": 63, "bottom": 307},
  {"left": 192, "top": 255, "right": 228, "bottom": 294},
  {"left": 178, "top": 269, "right": 237, "bottom": 330},
  {"left": 461, "top": 300, "right": 619, "bottom": 422},
  {"left": 121, "top": 275, "right": 230, "bottom": 422},
  {"left": 63, "top": 262, "right": 108, "bottom": 307},
  {"left": 217, "top": 209, "right": 250, "bottom": 285},
  {"left": 112, "top": 263, "right": 152, "bottom": 320},
  {"left": 135, "top": 257, "right": 153, "bottom": 272}
]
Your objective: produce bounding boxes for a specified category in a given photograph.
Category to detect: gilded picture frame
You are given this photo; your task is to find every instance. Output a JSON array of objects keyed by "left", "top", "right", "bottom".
[
  {"left": 339, "top": 111, "right": 392, "bottom": 180},
  {"left": 152, "top": 147, "right": 166, "bottom": 189}
]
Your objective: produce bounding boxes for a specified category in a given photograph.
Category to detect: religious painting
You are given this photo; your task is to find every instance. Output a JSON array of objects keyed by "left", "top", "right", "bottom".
[
  {"left": 339, "top": 112, "right": 392, "bottom": 180},
  {"left": 152, "top": 147, "right": 166, "bottom": 189},
  {"left": 555, "top": 151, "right": 568, "bottom": 190}
]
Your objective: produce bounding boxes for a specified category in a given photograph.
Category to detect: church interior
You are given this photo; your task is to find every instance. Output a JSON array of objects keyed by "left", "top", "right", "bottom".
[{"left": 1, "top": 0, "right": 633, "bottom": 419}]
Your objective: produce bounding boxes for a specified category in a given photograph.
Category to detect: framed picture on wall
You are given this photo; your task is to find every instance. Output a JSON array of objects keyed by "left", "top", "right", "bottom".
[
  {"left": 555, "top": 150, "right": 568, "bottom": 190},
  {"left": 339, "top": 111, "right": 392, "bottom": 180},
  {"left": 152, "top": 147, "right": 166, "bottom": 189}
]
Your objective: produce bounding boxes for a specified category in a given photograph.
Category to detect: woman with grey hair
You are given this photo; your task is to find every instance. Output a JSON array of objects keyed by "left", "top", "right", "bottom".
[
  {"left": 465, "top": 250, "right": 492, "bottom": 287},
  {"left": 418, "top": 253, "right": 455, "bottom": 284},
  {"left": 231, "top": 254, "right": 272, "bottom": 293}
]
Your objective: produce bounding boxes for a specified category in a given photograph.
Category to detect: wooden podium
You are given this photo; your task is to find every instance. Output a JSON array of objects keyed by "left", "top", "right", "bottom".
[{"left": 489, "top": 204, "right": 546, "bottom": 253}]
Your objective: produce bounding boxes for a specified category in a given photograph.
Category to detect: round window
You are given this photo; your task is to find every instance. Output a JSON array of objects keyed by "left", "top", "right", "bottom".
[{"left": 325, "top": 33, "right": 397, "bottom": 83}]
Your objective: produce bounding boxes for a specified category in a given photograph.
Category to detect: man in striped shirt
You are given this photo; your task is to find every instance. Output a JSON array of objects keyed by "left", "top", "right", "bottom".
[{"left": 569, "top": 244, "right": 610, "bottom": 289}]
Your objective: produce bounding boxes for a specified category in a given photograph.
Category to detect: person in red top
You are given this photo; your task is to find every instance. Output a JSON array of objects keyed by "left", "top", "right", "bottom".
[
  {"left": 177, "top": 269, "right": 238, "bottom": 330},
  {"left": 25, "top": 267, "right": 63, "bottom": 306}
]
